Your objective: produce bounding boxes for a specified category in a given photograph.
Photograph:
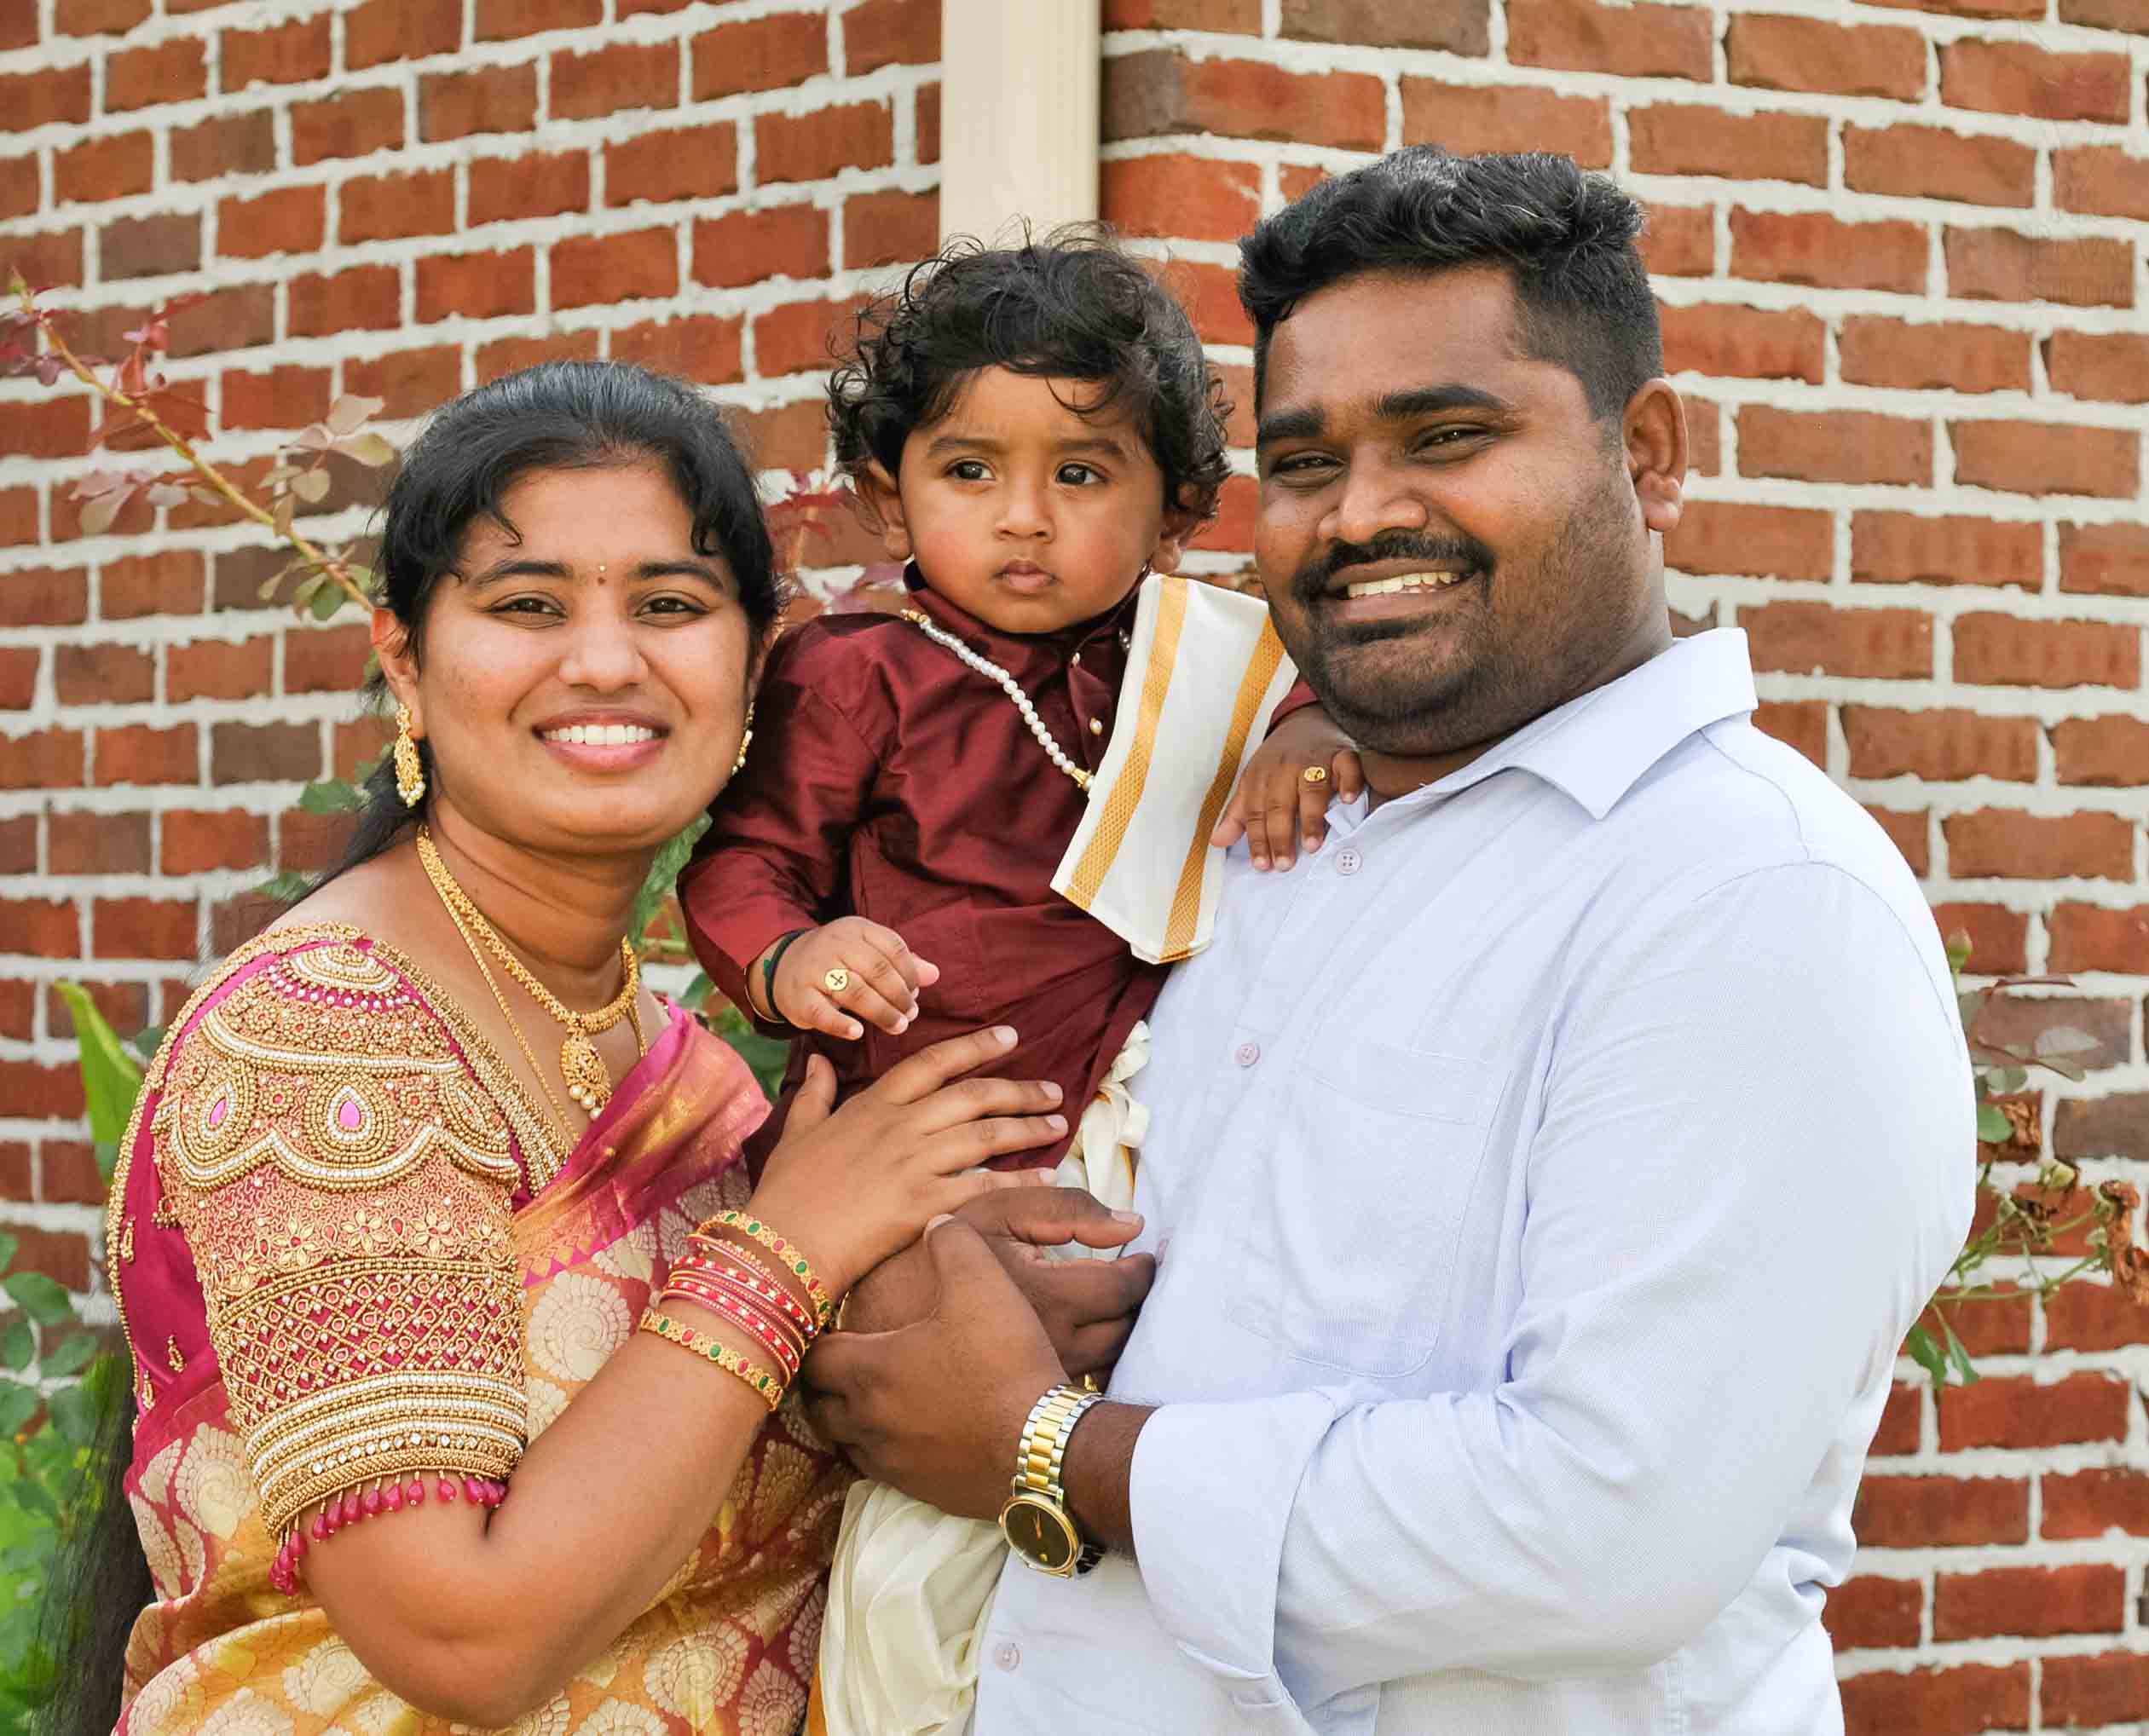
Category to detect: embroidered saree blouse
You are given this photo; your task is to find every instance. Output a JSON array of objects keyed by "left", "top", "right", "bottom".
[{"left": 108, "top": 924, "right": 852, "bottom": 1736}]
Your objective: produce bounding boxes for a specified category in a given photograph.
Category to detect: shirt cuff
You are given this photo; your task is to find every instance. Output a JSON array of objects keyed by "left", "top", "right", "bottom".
[{"left": 1129, "top": 1391, "right": 1342, "bottom": 1693}]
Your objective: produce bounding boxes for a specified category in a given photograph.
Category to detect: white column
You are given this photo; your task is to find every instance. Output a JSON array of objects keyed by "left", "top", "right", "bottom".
[{"left": 936, "top": 0, "right": 1100, "bottom": 243}]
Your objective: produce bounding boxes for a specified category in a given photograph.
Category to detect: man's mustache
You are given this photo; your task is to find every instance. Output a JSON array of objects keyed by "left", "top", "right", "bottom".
[{"left": 1290, "top": 533, "right": 1496, "bottom": 605}]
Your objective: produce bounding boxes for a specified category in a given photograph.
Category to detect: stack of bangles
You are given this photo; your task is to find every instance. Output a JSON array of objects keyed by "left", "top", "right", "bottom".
[{"left": 638, "top": 1209, "right": 839, "bottom": 1411}]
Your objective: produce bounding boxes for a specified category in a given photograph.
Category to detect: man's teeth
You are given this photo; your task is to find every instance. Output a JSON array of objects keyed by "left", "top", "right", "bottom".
[
  {"left": 542, "top": 724, "right": 658, "bottom": 746},
  {"left": 1343, "top": 572, "right": 1468, "bottom": 599}
]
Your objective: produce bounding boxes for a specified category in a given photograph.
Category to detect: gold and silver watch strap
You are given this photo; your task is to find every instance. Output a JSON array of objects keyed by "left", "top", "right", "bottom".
[{"left": 1012, "top": 1384, "right": 1103, "bottom": 1503}]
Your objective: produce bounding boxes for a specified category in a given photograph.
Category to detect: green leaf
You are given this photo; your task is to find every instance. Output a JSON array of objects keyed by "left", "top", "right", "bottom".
[
  {"left": 252, "top": 870, "right": 314, "bottom": 903},
  {"left": 38, "top": 1335, "right": 95, "bottom": 1378},
  {"left": 1939, "top": 1318, "right": 1983, "bottom": 1387},
  {"left": 7, "top": 1478, "right": 53, "bottom": 1521},
  {"left": 0, "top": 1323, "right": 29, "bottom": 1375},
  {"left": 627, "top": 816, "right": 708, "bottom": 950},
  {"left": 52, "top": 981, "right": 144, "bottom": 1150},
  {"left": 47, "top": 1384, "right": 95, "bottom": 1449},
  {"left": 1903, "top": 1324, "right": 1950, "bottom": 1387},
  {"left": 0, "top": 1277, "right": 68, "bottom": 1329},
  {"left": 309, "top": 582, "right": 346, "bottom": 621},
  {"left": 0, "top": 1385, "right": 36, "bottom": 1439},
  {"left": 129, "top": 1024, "right": 165, "bottom": 1063},
  {"left": 0, "top": 1237, "right": 15, "bottom": 1274},
  {"left": 679, "top": 970, "right": 713, "bottom": 1012},
  {"left": 1977, "top": 1103, "right": 2014, "bottom": 1143},
  {"left": 298, "top": 776, "right": 366, "bottom": 815},
  {"left": 1990, "top": 1065, "right": 2029, "bottom": 1094}
]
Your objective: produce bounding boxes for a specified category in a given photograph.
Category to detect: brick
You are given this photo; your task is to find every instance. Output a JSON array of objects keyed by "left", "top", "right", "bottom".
[
  {"left": 552, "top": 228, "right": 676, "bottom": 309},
  {"left": 2042, "top": 1652, "right": 2149, "bottom": 1729},
  {"left": 608, "top": 315, "right": 742, "bottom": 384},
  {"left": 53, "top": 0, "right": 148, "bottom": 34},
  {"left": 221, "top": 363, "right": 333, "bottom": 432},
  {"left": 160, "top": 808, "right": 268, "bottom": 874},
  {"left": 344, "top": 344, "right": 465, "bottom": 419},
  {"left": 2056, "top": 147, "right": 2149, "bottom": 222},
  {"left": 105, "top": 37, "right": 205, "bottom": 112},
  {"left": 691, "top": 203, "right": 824, "bottom": 288},
  {"left": 1936, "top": 1565, "right": 2125, "bottom": 1641},
  {"left": 1840, "top": 1664, "right": 2028, "bottom": 1736},
  {"left": 2048, "top": 903, "right": 2149, "bottom": 974},
  {"left": 1868, "top": 0, "right": 2039, "bottom": 14},
  {"left": 1506, "top": 0, "right": 1712, "bottom": 79},
  {"left": 754, "top": 295, "right": 870, "bottom": 377},
  {"left": 92, "top": 897, "right": 196, "bottom": 961},
  {"left": 0, "top": 898, "right": 79, "bottom": 958},
  {"left": 340, "top": 169, "right": 456, "bottom": 244},
  {"left": 1823, "top": 1577, "right": 1921, "bottom": 1652},
  {"left": 39, "top": 1140, "right": 110, "bottom": 1206},
  {"left": 280, "top": 808, "right": 350, "bottom": 874},
  {"left": 0, "top": 730, "right": 84, "bottom": 791},
  {"left": 1638, "top": 204, "right": 1713, "bottom": 277},
  {"left": 842, "top": 189, "right": 938, "bottom": 270},
  {"left": 1666, "top": 502, "right": 1832, "bottom": 581},
  {"left": 1939, "top": 1372, "right": 2130, "bottom": 1449},
  {"left": 1844, "top": 707, "right": 2039, "bottom": 782},
  {"left": 0, "top": 489, "right": 37, "bottom": 547},
  {"left": 1954, "top": 421, "right": 2139, "bottom": 500},
  {"left": 1852, "top": 514, "right": 2041, "bottom": 591},
  {"left": 211, "top": 720, "right": 318, "bottom": 784},
  {"left": 1846, "top": 124, "right": 2035, "bottom": 209},
  {"left": 2044, "top": 1282, "right": 2149, "bottom": 1354},
  {"left": 1928, "top": 903, "right": 2029, "bottom": 973},
  {"left": 0, "top": 62, "right": 90, "bottom": 130},
  {"left": 347, "top": 0, "right": 463, "bottom": 69},
  {"left": 283, "top": 626, "right": 370, "bottom": 696},
  {"left": 1166, "top": 257, "right": 1254, "bottom": 347},
  {"left": 603, "top": 125, "right": 737, "bottom": 208},
  {"left": 1944, "top": 809, "right": 2134, "bottom": 880},
  {"left": 1739, "top": 408, "right": 1932, "bottom": 487},
  {"left": 1104, "top": 0, "right": 1261, "bottom": 24},
  {"left": 1729, "top": 210, "right": 1926, "bottom": 296},
  {"left": 0, "top": 996, "right": 27, "bottom": 1048},
  {"left": 420, "top": 64, "right": 536, "bottom": 141},
  {"left": 1281, "top": 0, "right": 1489, "bottom": 53},
  {"left": 2060, "top": 0, "right": 2149, "bottom": 21},
  {"left": 54, "top": 641, "right": 152, "bottom": 706},
  {"left": 1104, "top": 51, "right": 1386, "bottom": 153},
  {"left": 916, "top": 81, "right": 939, "bottom": 165},
  {"left": 101, "top": 212, "right": 200, "bottom": 280},
  {"left": 101, "top": 552, "right": 203, "bottom": 626},
  {"left": 733, "top": 397, "right": 829, "bottom": 473},
  {"left": 0, "top": 649, "right": 35, "bottom": 711},
  {"left": 2047, "top": 332, "right": 2149, "bottom": 406},
  {"left": 2060, "top": 522, "right": 2149, "bottom": 598},
  {"left": 292, "top": 87, "right": 403, "bottom": 164},
  {"left": 0, "top": 398, "right": 90, "bottom": 461},
  {"left": 690, "top": 13, "right": 827, "bottom": 99},
  {"left": 550, "top": 40, "right": 678, "bottom": 120},
  {"left": 475, "top": 0, "right": 601, "bottom": 36},
  {"left": 166, "top": 635, "right": 272, "bottom": 703},
  {"left": 90, "top": 722, "right": 191, "bottom": 786},
  {"left": 1975, "top": 993, "right": 2130, "bottom": 1076},
  {"left": 217, "top": 186, "right": 325, "bottom": 260},
  {"left": 469, "top": 150, "right": 590, "bottom": 225},
  {"left": 757, "top": 100, "right": 894, "bottom": 184},
  {"left": 1741, "top": 603, "right": 1933, "bottom": 679},
  {"left": 0, "top": 1220, "right": 90, "bottom": 1289},
  {"left": 1842, "top": 319, "right": 2031, "bottom": 396},
  {"left": 0, "top": 228, "right": 84, "bottom": 290},
  {"left": 1661, "top": 303, "right": 1823, "bottom": 384},
  {"left": 171, "top": 111, "right": 277, "bottom": 182},
  {"left": 1941, "top": 41, "right": 2130, "bottom": 124},
  {"left": 2053, "top": 714, "right": 2149, "bottom": 787},
  {"left": 415, "top": 248, "right": 535, "bottom": 321},
  {"left": 1947, "top": 228, "right": 2134, "bottom": 310},
  {"left": 2044, "top": 1468, "right": 2149, "bottom": 1542},
  {"left": 1098, "top": 154, "right": 1256, "bottom": 250},
  {"left": 222, "top": 15, "right": 332, "bottom": 89},
  {"left": 0, "top": 155, "right": 36, "bottom": 222},
  {"left": 289, "top": 264, "right": 400, "bottom": 337},
  {"left": 1628, "top": 105, "right": 1828, "bottom": 186},
  {"left": 1753, "top": 701, "right": 1827, "bottom": 767},
  {"left": 1688, "top": 402, "right": 1720, "bottom": 477},
  {"left": 844, "top": 0, "right": 939, "bottom": 71},
  {"left": 54, "top": 131, "right": 153, "bottom": 204},
  {"left": 1856, "top": 1474, "right": 2028, "bottom": 1548},
  {"left": 0, "top": 817, "right": 36, "bottom": 875},
  {"left": 1727, "top": 16, "right": 1927, "bottom": 100},
  {"left": 476, "top": 332, "right": 601, "bottom": 378},
  {"left": 1955, "top": 614, "right": 2139, "bottom": 689}
]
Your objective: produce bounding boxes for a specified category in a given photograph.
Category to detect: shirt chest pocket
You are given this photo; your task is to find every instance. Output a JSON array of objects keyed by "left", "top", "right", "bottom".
[{"left": 1235, "top": 1029, "right": 1505, "bottom": 1381}]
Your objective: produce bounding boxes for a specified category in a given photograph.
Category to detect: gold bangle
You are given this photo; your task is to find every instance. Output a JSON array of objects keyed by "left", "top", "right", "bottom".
[
  {"left": 638, "top": 1308, "right": 786, "bottom": 1410},
  {"left": 702, "top": 1210, "right": 836, "bottom": 1329}
]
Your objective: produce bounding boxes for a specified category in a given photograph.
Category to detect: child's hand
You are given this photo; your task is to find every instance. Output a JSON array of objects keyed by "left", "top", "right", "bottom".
[
  {"left": 771, "top": 918, "right": 940, "bottom": 1041},
  {"left": 1212, "top": 707, "right": 1363, "bottom": 872}
]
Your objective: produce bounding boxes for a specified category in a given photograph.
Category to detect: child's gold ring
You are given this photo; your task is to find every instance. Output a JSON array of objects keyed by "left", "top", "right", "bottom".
[{"left": 823, "top": 967, "right": 851, "bottom": 995}]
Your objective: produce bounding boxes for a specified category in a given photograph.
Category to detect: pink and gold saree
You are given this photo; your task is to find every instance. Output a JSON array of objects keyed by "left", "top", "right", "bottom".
[{"left": 105, "top": 924, "right": 852, "bottom": 1735}]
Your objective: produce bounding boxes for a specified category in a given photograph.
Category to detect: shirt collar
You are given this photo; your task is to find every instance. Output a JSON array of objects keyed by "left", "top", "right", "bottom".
[
  {"left": 1404, "top": 628, "right": 1759, "bottom": 822},
  {"left": 903, "top": 562, "right": 1139, "bottom": 666}
]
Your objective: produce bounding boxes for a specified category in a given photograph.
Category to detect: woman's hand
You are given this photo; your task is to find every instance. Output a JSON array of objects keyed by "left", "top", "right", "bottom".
[
  {"left": 1212, "top": 705, "right": 1364, "bottom": 871},
  {"left": 765, "top": 916, "right": 939, "bottom": 1039},
  {"left": 747, "top": 1030, "right": 1063, "bottom": 1295}
]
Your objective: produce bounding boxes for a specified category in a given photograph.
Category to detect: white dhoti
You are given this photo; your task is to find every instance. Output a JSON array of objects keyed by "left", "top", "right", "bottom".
[{"left": 810, "top": 1024, "right": 1150, "bottom": 1736}]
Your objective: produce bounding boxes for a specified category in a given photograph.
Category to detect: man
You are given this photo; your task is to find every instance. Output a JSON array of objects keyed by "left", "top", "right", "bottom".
[{"left": 811, "top": 147, "right": 1974, "bottom": 1734}]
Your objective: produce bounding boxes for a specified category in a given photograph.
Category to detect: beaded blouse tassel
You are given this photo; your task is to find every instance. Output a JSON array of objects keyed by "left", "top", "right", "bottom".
[{"left": 270, "top": 1473, "right": 508, "bottom": 1594}]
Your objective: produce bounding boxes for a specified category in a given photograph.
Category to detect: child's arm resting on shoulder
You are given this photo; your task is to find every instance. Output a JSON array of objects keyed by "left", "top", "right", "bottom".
[{"left": 1212, "top": 695, "right": 1362, "bottom": 873}]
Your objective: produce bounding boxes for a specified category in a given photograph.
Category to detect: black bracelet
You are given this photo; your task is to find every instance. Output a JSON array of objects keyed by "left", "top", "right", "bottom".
[{"left": 760, "top": 929, "right": 811, "bottom": 1027}]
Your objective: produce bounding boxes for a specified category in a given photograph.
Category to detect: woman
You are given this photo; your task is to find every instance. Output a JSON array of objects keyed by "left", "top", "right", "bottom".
[{"left": 66, "top": 361, "right": 1077, "bottom": 1735}]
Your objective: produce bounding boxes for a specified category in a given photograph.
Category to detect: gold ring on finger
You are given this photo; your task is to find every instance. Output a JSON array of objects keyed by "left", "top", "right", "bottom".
[
  {"left": 1301, "top": 764, "right": 1330, "bottom": 786},
  {"left": 823, "top": 966, "right": 851, "bottom": 995}
]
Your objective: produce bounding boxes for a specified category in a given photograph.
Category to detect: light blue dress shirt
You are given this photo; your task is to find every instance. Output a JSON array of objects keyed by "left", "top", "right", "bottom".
[{"left": 970, "top": 629, "right": 1976, "bottom": 1735}]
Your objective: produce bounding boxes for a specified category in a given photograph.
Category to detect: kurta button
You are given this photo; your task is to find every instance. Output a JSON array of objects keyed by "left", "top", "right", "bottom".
[
  {"left": 1234, "top": 1041, "right": 1259, "bottom": 1067},
  {"left": 1070, "top": 652, "right": 1082, "bottom": 667},
  {"left": 1089, "top": 718, "right": 1105, "bottom": 735},
  {"left": 1335, "top": 847, "right": 1362, "bottom": 875},
  {"left": 994, "top": 1641, "right": 1021, "bottom": 1672}
]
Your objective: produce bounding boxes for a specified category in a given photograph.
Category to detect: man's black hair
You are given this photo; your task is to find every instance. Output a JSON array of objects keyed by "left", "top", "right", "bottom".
[
  {"left": 829, "top": 228, "right": 1231, "bottom": 520},
  {"left": 1238, "top": 147, "right": 1662, "bottom": 420}
]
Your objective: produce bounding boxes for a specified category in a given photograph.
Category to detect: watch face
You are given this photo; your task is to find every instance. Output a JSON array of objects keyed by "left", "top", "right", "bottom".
[{"left": 1002, "top": 1496, "right": 1079, "bottom": 1572}]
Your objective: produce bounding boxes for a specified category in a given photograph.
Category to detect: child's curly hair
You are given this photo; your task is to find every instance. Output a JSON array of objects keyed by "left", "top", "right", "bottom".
[{"left": 828, "top": 228, "right": 1232, "bottom": 524}]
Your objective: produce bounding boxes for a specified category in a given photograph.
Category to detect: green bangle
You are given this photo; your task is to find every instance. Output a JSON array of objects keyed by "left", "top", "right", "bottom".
[{"left": 761, "top": 928, "right": 810, "bottom": 1027}]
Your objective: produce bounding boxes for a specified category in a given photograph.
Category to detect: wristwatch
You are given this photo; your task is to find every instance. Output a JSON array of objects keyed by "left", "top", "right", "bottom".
[{"left": 998, "top": 1383, "right": 1105, "bottom": 1577}]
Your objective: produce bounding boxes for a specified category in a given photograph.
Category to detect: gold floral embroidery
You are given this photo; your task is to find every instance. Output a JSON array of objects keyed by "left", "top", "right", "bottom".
[{"left": 121, "top": 1217, "right": 136, "bottom": 1264}]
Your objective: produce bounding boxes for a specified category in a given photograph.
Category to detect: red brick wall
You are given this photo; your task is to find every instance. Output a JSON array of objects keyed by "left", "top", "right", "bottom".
[{"left": 5, "top": 0, "right": 2149, "bottom": 1721}]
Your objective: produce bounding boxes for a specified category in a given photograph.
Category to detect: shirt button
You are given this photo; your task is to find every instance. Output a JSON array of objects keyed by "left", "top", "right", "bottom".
[
  {"left": 1335, "top": 847, "right": 1362, "bottom": 875},
  {"left": 1234, "top": 1041, "right": 1259, "bottom": 1067},
  {"left": 993, "top": 1641, "right": 1021, "bottom": 1672},
  {"left": 1070, "top": 652, "right": 1082, "bottom": 668},
  {"left": 1089, "top": 718, "right": 1105, "bottom": 735}
]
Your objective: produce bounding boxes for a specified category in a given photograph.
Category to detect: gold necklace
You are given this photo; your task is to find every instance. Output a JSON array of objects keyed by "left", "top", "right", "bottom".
[
  {"left": 437, "top": 885, "right": 577, "bottom": 1151},
  {"left": 417, "top": 828, "right": 644, "bottom": 1116}
]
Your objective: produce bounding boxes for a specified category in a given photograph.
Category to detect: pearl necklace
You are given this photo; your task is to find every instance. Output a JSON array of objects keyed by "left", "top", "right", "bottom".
[{"left": 901, "top": 610, "right": 1093, "bottom": 792}]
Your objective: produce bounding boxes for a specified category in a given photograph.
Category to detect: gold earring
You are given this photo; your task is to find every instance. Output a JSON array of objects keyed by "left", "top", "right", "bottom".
[
  {"left": 730, "top": 703, "right": 755, "bottom": 779},
  {"left": 393, "top": 703, "right": 426, "bottom": 807}
]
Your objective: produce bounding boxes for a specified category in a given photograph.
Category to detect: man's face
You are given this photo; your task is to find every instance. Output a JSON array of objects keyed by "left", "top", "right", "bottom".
[{"left": 1253, "top": 265, "right": 1663, "bottom": 759}]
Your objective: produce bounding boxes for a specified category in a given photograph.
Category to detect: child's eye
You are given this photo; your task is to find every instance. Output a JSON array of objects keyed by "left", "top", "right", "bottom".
[
  {"left": 1056, "top": 462, "right": 1103, "bottom": 486},
  {"left": 949, "top": 459, "right": 991, "bottom": 482}
]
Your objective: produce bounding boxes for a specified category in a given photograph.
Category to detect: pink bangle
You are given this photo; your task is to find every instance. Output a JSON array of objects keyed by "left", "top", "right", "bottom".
[
  {"left": 663, "top": 1270, "right": 810, "bottom": 1358},
  {"left": 700, "top": 1211, "right": 835, "bottom": 1329},
  {"left": 677, "top": 1242, "right": 819, "bottom": 1341}
]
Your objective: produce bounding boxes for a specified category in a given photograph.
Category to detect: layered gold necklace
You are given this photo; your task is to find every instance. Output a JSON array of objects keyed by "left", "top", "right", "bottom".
[{"left": 417, "top": 827, "right": 644, "bottom": 1122}]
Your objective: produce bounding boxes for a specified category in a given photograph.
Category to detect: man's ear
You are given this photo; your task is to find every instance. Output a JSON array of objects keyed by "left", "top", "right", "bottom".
[
  {"left": 1624, "top": 380, "right": 1686, "bottom": 538},
  {"left": 853, "top": 459, "right": 914, "bottom": 562},
  {"left": 372, "top": 607, "right": 421, "bottom": 733}
]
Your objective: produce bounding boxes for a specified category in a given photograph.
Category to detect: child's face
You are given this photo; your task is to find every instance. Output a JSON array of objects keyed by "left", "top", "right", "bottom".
[{"left": 864, "top": 366, "right": 1192, "bottom": 636}]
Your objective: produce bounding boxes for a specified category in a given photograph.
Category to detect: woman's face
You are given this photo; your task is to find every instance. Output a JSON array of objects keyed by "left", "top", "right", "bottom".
[{"left": 380, "top": 460, "right": 757, "bottom": 859}]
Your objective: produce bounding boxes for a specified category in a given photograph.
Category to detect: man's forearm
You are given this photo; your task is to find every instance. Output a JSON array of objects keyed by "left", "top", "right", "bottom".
[{"left": 1062, "top": 1400, "right": 1154, "bottom": 1557}]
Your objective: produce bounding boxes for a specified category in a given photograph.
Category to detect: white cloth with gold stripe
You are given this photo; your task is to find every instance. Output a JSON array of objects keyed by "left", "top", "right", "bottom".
[
  {"left": 812, "top": 1024, "right": 1150, "bottom": 1736},
  {"left": 1052, "top": 573, "right": 1299, "bottom": 965}
]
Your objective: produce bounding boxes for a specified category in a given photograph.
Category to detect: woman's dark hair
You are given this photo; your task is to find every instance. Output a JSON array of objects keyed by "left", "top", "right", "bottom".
[
  {"left": 333, "top": 359, "right": 784, "bottom": 880},
  {"left": 1239, "top": 147, "right": 1662, "bottom": 421},
  {"left": 829, "top": 227, "right": 1231, "bottom": 522}
]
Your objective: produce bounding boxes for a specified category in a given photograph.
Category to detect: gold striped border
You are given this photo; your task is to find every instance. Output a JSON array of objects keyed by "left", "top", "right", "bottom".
[{"left": 1066, "top": 575, "right": 1190, "bottom": 907}]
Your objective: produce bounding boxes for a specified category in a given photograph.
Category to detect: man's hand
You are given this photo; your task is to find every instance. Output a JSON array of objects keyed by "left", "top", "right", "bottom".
[
  {"left": 833, "top": 1187, "right": 1153, "bottom": 1378},
  {"left": 1213, "top": 706, "right": 1364, "bottom": 871},
  {"left": 806, "top": 1218, "right": 1070, "bottom": 1520}
]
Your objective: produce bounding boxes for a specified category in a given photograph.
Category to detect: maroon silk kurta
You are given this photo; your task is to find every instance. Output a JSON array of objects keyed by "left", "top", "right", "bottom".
[{"left": 681, "top": 568, "right": 1308, "bottom": 1169}]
